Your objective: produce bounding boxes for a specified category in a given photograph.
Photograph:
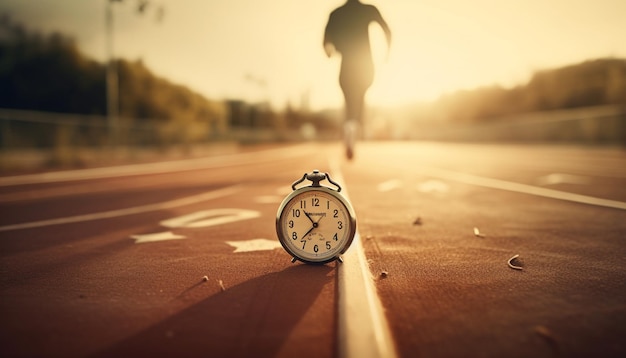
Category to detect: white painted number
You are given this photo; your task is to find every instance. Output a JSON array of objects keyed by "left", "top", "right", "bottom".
[{"left": 131, "top": 208, "right": 261, "bottom": 244}]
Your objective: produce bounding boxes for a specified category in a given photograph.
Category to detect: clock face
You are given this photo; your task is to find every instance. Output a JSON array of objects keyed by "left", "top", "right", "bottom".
[{"left": 276, "top": 187, "right": 356, "bottom": 264}]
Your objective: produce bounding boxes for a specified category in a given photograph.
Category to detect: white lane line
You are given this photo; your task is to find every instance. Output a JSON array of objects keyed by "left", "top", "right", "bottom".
[
  {"left": 0, "top": 185, "right": 240, "bottom": 232},
  {"left": 330, "top": 160, "right": 398, "bottom": 358},
  {"left": 422, "top": 166, "right": 626, "bottom": 211},
  {"left": 536, "top": 173, "right": 590, "bottom": 186},
  {"left": 0, "top": 145, "right": 310, "bottom": 186}
]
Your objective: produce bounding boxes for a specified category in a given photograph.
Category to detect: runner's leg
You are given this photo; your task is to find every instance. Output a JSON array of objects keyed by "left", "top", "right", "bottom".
[{"left": 339, "top": 58, "right": 373, "bottom": 160}]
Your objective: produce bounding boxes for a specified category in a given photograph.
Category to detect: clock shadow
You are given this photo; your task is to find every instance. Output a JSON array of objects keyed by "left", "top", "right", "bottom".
[{"left": 91, "top": 263, "right": 337, "bottom": 358}]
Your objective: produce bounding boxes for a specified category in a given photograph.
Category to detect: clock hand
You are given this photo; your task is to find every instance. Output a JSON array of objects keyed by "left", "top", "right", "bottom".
[
  {"left": 301, "top": 225, "right": 315, "bottom": 239},
  {"left": 304, "top": 211, "right": 315, "bottom": 224}
]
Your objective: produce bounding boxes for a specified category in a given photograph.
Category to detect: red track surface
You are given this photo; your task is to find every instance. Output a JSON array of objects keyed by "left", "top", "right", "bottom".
[{"left": 1, "top": 142, "right": 625, "bottom": 357}]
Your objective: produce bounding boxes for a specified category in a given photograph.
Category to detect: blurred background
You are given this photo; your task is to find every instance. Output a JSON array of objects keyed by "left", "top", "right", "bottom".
[{"left": 1, "top": 0, "right": 625, "bottom": 171}]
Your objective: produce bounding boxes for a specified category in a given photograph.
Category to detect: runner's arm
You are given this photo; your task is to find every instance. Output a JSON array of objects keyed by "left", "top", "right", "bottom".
[
  {"left": 323, "top": 14, "right": 336, "bottom": 57},
  {"left": 372, "top": 8, "right": 392, "bottom": 52}
]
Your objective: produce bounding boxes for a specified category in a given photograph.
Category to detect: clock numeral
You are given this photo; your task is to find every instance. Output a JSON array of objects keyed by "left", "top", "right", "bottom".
[
  {"left": 300, "top": 200, "right": 306, "bottom": 209},
  {"left": 292, "top": 209, "right": 301, "bottom": 217},
  {"left": 333, "top": 233, "right": 338, "bottom": 241},
  {"left": 333, "top": 209, "right": 338, "bottom": 218},
  {"left": 292, "top": 232, "right": 298, "bottom": 240},
  {"left": 301, "top": 240, "right": 306, "bottom": 249},
  {"left": 327, "top": 200, "right": 330, "bottom": 209},
  {"left": 312, "top": 198, "right": 320, "bottom": 207},
  {"left": 337, "top": 221, "right": 343, "bottom": 229},
  {"left": 288, "top": 220, "right": 294, "bottom": 228},
  {"left": 314, "top": 244, "right": 319, "bottom": 253},
  {"left": 326, "top": 241, "right": 331, "bottom": 250}
]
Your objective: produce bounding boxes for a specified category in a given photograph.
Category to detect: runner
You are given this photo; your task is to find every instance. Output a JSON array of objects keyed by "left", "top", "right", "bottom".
[{"left": 323, "top": 0, "right": 391, "bottom": 159}]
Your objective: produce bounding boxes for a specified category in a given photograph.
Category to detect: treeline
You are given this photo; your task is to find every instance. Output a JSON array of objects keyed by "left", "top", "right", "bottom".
[
  {"left": 0, "top": 16, "right": 227, "bottom": 137},
  {"left": 430, "top": 58, "right": 626, "bottom": 123},
  {"left": 0, "top": 18, "right": 106, "bottom": 114}
]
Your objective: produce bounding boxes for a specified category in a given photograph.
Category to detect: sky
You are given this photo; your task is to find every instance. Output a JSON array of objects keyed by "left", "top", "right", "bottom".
[{"left": 1, "top": 0, "right": 625, "bottom": 110}]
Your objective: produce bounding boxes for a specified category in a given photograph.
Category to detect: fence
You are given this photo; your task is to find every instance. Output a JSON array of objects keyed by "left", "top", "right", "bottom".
[
  {"left": 407, "top": 105, "right": 626, "bottom": 143},
  {"left": 0, "top": 108, "right": 336, "bottom": 171},
  {"left": 1, "top": 105, "right": 624, "bottom": 171}
]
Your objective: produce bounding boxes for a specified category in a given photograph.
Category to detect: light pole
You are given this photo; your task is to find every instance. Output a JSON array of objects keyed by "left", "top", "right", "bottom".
[
  {"left": 105, "top": 0, "right": 164, "bottom": 147},
  {"left": 105, "top": 0, "right": 121, "bottom": 146}
]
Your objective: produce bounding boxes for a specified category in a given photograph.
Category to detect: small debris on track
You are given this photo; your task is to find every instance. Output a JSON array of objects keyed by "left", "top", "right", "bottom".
[
  {"left": 534, "top": 325, "right": 559, "bottom": 352},
  {"left": 508, "top": 254, "right": 523, "bottom": 270}
]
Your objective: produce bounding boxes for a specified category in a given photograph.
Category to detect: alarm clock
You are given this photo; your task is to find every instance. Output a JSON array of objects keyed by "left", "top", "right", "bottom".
[{"left": 276, "top": 170, "right": 356, "bottom": 264}]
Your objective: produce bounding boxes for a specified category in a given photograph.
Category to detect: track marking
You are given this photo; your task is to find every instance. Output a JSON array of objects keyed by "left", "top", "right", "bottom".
[
  {"left": 225, "top": 238, "right": 282, "bottom": 253},
  {"left": 417, "top": 179, "right": 450, "bottom": 194},
  {"left": 0, "top": 144, "right": 310, "bottom": 186},
  {"left": 421, "top": 166, "right": 626, "bottom": 211},
  {"left": 131, "top": 231, "right": 187, "bottom": 244},
  {"left": 160, "top": 208, "right": 260, "bottom": 229},
  {"left": 330, "top": 159, "right": 398, "bottom": 358},
  {"left": 0, "top": 185, "right": 240, "bottom": 232},
  {"left": 536, "top": 173, "right": 590, "bottom": 186},
  {"left": 377, "top": 179, "right": 402, "bottom": 192}
]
